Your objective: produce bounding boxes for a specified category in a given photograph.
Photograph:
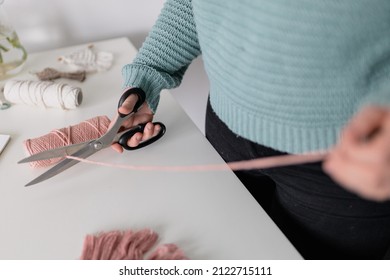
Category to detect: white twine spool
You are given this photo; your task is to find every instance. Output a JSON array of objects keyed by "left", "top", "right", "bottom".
[{"left": 4, "top": 80, "right": 83, "bottom": 110}]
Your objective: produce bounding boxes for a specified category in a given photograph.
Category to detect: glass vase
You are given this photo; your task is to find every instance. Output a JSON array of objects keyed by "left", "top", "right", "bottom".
[{"left": 0, "top": 0, "right": 27, "bottom": 80}]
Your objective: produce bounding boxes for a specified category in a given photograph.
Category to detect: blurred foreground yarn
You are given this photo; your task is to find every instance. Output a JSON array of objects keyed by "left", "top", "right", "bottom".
[{"left": 80, "top": 228, "right": 187, "bottom": 260}]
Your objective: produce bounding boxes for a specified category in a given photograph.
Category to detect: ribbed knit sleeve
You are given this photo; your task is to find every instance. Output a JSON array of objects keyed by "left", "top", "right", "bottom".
[{"left": 122, "top": 0, "right": 201, "bottom": 112}]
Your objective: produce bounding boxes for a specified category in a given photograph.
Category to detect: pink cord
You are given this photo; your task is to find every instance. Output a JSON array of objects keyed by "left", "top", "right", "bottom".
[
  {"left": 24, "top": 114, "right": 327, "bottom": 171},
  {"left": 66, "top": 152, "right": 326, "bottom": 172}
]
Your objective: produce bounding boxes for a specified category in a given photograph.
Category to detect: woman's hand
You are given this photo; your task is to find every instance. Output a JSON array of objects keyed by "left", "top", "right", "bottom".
[
  {"left": 324, "top": 106, "right": 390, "bottom": 202},
  {"left": 111, "top": 93, "right": 162, "bottom": 153}
]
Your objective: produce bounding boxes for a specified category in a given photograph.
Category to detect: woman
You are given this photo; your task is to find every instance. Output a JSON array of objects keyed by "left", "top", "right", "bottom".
[{"left": 113, "top": 0, "right": 390, "bottom": 259}]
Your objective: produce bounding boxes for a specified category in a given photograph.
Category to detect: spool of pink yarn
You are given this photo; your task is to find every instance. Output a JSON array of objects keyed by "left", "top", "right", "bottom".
[
  {"left": 80, "top": 228, "right": 187, "bottom": 260},
  {"left": 23, "top": 115, "right": 111, "bottom": 168}
]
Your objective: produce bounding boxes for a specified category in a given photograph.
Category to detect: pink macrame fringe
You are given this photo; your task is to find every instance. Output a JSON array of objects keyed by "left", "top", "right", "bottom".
[{"left": 80, "top": 229, "right": 187, "bottom": 260}]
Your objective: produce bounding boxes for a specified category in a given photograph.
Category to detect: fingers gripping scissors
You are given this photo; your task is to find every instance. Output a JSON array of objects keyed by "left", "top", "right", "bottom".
[{"left": 18, "top": 88, "right": 166, "bottom": 187}]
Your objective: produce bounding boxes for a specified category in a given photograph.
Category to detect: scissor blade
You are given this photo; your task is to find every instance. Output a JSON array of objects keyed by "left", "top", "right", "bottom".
[
  {"left": 24, "top": 144, "right": 97, "bottom": 187},
  {"left": 18, "top": 141, "right": 91, "bottom": 164}
]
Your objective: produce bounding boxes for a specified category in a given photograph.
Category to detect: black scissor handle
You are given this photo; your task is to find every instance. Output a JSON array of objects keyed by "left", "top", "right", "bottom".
[
  {"left": 118, "top": 88, "right": 146, "bottom": 118},
  {"left": 118, "top": 122, "right": 166, "bottom": 150}
]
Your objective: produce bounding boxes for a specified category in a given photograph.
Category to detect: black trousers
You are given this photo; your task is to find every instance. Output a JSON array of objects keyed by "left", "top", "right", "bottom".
[{"left": 205, "top": 98, "right": 390, "bottom": 259}]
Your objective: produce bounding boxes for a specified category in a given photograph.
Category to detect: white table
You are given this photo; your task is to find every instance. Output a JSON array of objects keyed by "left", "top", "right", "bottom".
[{"left": 0, "top": 37, "right": 301, "bottom": 259}]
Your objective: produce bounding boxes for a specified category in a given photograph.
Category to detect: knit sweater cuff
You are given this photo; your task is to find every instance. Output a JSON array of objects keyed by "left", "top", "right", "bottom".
[{"left": 122, "top": 64, "right": 172, "bottom": 113}]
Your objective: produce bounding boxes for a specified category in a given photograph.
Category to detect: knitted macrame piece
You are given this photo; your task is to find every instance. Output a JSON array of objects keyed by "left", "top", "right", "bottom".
[
  {"left": 58, "top": 45, "right": 113, "bottom": 73},
  {"left": 80, "top": 229, "right": 188, "bottom": 260}
]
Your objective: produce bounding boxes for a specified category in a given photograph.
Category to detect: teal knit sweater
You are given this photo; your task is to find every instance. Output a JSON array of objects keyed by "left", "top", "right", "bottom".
[{"left": 122, "top": 0, "right": 390, "bottom": 154}]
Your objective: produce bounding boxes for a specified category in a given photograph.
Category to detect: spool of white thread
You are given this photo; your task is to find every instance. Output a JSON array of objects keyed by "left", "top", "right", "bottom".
[{"left": 4, "top": 80, "right": 83, "bottom": 110}]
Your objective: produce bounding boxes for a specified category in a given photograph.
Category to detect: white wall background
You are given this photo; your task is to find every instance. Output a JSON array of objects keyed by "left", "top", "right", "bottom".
[{"left": 3, "top": 0, "right": 209, "bottom": 133}]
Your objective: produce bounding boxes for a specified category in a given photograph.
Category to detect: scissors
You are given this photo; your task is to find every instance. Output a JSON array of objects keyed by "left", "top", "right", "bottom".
[{"left": 18, "top": 88, "right": 166, "bottom": 187}]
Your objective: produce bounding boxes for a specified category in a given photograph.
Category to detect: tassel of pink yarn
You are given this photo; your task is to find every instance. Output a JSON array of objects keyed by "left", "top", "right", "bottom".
[
  {"left": 148, "top": 244, "right": 187, "bottom": 260},
  {"left": 23, "top": 115, "right": 110, "bottom": 168},
  {"left": 80, "top": 229, "right": 187, "bottom": 260}
]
